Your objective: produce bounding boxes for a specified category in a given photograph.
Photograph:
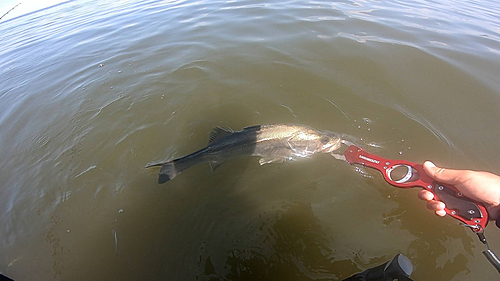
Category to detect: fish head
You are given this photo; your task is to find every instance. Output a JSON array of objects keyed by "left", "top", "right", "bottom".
[
  {"left": 287, "top": 130, "right": 342, "bottom": 156},
  {"left": 317, "top": 131, "right": 342, "bottom": 153}
]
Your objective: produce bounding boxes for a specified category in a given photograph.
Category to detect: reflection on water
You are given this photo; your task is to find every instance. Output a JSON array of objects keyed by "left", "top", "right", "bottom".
[{"left": 1, "top": 0, "right": 500, "bottom": 280}]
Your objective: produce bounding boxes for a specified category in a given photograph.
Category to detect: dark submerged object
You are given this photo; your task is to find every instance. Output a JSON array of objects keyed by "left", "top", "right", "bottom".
[{"left": 343, "top": 254, "right": 413, "bottom": 281}]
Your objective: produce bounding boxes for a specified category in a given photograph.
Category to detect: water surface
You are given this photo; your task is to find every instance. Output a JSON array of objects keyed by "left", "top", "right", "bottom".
[{"left": 1, "top": 0, "right": 500, "bottom": 280}]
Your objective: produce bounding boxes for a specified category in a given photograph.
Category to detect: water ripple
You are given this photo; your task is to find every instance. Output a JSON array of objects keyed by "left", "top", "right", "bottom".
[{"left": 1, "top": 0, "right": 500, "bottom": 279}]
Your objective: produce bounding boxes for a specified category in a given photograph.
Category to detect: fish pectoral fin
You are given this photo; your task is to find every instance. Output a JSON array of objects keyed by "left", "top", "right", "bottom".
[
  {"left": 208, "top": 127, "right": 233, "bottom": 145},
  {"left": 258, "top": 155, "right": 288, "bottom": 165},
  {"left": 208, "top": 161, "right": 223, "bottom": 172}
]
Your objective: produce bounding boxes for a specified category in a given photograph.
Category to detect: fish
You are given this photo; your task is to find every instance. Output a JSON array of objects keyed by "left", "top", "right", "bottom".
[{"left": 145, "top": 124, "right": 343, "bottom": 184}]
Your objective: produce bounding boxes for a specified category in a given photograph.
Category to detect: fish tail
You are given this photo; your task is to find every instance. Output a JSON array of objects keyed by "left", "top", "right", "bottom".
[
  {"left": 158, "top": 161, "right": 178, "bottom": 184},
  {"left": 148, "top": 154, "right": 202, "bottom": 184}
]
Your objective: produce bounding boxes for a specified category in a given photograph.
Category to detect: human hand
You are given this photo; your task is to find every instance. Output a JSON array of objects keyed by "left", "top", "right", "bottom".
[{"left": 419, "top": 161, "right": 500, "bottom": 221}]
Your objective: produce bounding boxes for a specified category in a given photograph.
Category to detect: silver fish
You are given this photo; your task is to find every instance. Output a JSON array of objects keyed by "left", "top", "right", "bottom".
[{"left": 146, "top": 124, "right": 343, "bottom": 184}]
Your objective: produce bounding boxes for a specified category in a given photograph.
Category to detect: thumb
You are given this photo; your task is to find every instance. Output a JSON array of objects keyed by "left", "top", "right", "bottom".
[{"left": 423, "top": 161, "right": 462, "bottom": 185}]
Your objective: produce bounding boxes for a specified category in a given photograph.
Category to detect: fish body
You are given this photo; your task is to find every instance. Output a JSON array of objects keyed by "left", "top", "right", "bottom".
[{"left": 146, "top": 124, "right": 342, "bottom": 184}]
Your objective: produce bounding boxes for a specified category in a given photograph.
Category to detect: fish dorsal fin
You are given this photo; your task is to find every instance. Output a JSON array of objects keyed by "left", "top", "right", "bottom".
[
  {"left": 242, "top": 125, "right": 261, "bottom": 131},
  {"left": 208, "top": 126, "right": 233, "bottom": 145}
]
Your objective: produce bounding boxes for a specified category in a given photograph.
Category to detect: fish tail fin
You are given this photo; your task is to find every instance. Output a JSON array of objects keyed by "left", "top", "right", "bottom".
[
  {"left": 157, "top": 156, "right": 202, "bottom": 184},
  {"left": 145, "top": 159, "right": 185, "bottom": 184},
  {"left": 158, "top": 161, "right": 178, "bottom": 184},
  {"left": 146, "top": 149, "right": 206, "bottom": 184}
]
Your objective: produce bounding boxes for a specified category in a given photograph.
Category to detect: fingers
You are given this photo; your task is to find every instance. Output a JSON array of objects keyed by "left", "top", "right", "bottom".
[
  {"left": 423, "top": 161, "right": 463, "bottom": 185},
  {"left": 418, "top": 189, "right": 434, "bottom": 201},
  {"left": 435, "top": 209, "right": 446, "bottom": 217},
  {"left": 426, "top": 200, "right": 446, "bottom": 216},
  {"left": 418, "top": 189, "right": 446, "bottom": 217}
]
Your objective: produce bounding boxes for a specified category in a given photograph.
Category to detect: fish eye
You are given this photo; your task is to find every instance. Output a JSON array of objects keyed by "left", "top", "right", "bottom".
[{"left": 321, "top": 136, "right": 330, "bottom": 144}]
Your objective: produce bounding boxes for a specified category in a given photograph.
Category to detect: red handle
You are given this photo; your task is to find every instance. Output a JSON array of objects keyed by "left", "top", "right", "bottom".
[{"left": 344, "top": 145, "right": 488, "bottom": 232}]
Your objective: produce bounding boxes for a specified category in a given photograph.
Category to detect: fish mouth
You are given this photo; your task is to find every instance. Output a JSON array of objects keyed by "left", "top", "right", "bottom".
[{"left": 330, "top": 152, "right": 347, "bottom": 161}]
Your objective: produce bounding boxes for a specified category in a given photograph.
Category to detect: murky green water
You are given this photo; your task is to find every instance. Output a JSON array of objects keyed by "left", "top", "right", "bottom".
[{"left": 1, "top": 0, "right": 500, "bottom": 280}]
